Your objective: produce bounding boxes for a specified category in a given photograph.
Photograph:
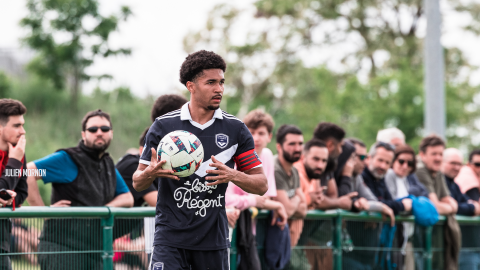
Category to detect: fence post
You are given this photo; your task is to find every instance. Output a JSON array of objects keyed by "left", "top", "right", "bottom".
[
  {"left": 424, "top": 226, "right": 432, "bottom": 270},
  {"left": 230, "top": 227, "right": 237, "bottom": 270},
  {"left": 333, "top": 212, "right": 343, "bottom": 270},
  {"left": 102, "top": 211, "right": 115, "bottom": 270}
]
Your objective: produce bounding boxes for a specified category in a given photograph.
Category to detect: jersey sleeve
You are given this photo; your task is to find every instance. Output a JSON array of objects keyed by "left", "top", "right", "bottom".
[
  {"left": 139, "top": 122, "right": 164, "bottom": 166},
  {"left": 114, "top": 169, "right": 130, "bottom": 196},
  {"left": 233, "top": 124, "right": 262, "bottom": 172},
  {"left": 33, "top": 151, "right": 78, "bottom": 184}
]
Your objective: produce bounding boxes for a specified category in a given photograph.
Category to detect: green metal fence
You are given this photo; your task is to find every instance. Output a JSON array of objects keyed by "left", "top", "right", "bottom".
[{"left": 0, "top": 207, "right": 479, "bottom": 270}]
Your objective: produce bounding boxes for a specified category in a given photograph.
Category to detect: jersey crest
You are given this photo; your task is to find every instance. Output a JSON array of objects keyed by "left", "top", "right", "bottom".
[{"left": 215, "top": 133, "right": 229, "bottom": 149}]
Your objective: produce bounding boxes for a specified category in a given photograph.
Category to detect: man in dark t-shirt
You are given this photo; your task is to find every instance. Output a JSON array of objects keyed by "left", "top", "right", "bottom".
[
  {"left": 132, "top": 50, "right": 268, "bottom": 270},
  {"left": 117, "top": 128, "right": 157, "bottom": 207}
]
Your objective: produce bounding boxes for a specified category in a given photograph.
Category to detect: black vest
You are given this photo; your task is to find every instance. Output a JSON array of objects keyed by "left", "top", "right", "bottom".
[
  {"left": 40, "top": 141, "right": 117, "bottom": 251},
  {"left": 51, "top": 141, "right": 116, "bottom": 206}
]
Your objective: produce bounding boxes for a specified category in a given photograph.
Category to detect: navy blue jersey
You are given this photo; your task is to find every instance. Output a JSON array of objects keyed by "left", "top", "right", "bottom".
[{"left": 140, "top": 103, "right": 262, "bottom": 250}]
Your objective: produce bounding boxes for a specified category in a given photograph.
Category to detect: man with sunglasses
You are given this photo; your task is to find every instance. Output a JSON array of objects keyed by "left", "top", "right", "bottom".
[{"left": 26, "top": 109, "right": 133, "bottom": 270}]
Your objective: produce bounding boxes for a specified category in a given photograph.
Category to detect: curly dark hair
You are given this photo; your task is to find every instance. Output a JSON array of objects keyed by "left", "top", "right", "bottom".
[
  {"left": 179, "top": 50, "right": 226, "bottom": 86},
  {"left": 151, "top": 94, "right": 188, "bottom": 121}
]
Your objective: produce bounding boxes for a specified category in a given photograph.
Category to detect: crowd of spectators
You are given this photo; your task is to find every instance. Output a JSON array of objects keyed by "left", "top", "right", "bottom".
[{"left": 4, "top": 94, "right": 480, "bottom": 270}]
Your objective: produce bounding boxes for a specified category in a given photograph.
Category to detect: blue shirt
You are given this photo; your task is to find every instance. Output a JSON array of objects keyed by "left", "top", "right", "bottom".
[
  {"left": 140, "top": 103, "right": 262, "bottom": 250},
  {"left": 34, "top": 151, "right": 129, "bottom": 196}
]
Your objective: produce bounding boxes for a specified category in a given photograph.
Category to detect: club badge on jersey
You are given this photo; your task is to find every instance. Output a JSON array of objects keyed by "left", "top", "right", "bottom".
[
  {"left": 215, "top": 133, "right": 229, "bottom": 148},
  {"left": 153, "top": 262, "right": 164, "bottom": 270}
]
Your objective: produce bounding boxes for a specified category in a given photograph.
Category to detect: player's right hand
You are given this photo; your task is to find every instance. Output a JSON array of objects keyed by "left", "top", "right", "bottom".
[{"left": 147, "top": 148, "right": 179, "bottom": 180}]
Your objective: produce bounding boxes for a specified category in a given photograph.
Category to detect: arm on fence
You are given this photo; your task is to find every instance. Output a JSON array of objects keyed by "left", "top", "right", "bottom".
[{"left": 26, "top": 162, "right": 45, "bottom": 206}]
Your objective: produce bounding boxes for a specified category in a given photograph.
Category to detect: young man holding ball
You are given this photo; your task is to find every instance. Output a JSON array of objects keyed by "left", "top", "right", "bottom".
[{"left": 133, "top": 50, "right": 268, "bottom": 270}]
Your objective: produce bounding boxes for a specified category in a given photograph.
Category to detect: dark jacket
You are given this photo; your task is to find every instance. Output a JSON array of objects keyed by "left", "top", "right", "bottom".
[
  {"left": 236, "top": 210, "right": 261, "bottom": 270},
  {"left": 362, "top": 168, "right": 405, "bottom": 215},
  {"left": 445, "top": 176, "right": 480, "bottom": 249},
  {"left": 0, "top": 151, "right": 28, "bottom": 252},
  {"left": 40, "top": 141, "right": 118, "bottom": 251},
  {"left": 445, "top": 176, "right": 474, "bottom": 216},
  {"left": 406, "top": 174, "right": 429, "bottom": 198},
  {"left": 334, "top": 141, "right": 356, "bottom": 196}
]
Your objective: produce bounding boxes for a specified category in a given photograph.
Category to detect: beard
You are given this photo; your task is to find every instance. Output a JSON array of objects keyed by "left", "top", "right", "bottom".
[
  {"left": 283, "top": 150, "right": 301, "bottom": 163},
  {"left": 369, "top": 166, "right": 386, "bottom": 179},
  {"left": 207, "top": 105, "right": 220, "bottom": 110},
  {"left": 85, "top": 137, "right": 111, "bottom": 152},
  {"left": 305, "top": 164, "right": 323, "bottom": 179}
]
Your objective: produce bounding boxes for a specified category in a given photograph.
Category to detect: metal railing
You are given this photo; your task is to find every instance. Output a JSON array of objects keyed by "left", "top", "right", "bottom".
[{"left": 0, "top": 207, "right": 479, "bottom": 270}]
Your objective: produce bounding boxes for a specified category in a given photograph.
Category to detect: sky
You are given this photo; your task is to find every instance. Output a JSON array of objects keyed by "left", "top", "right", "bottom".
[{"left": 0, "top": 0, "right": 479, "bottom": 98}]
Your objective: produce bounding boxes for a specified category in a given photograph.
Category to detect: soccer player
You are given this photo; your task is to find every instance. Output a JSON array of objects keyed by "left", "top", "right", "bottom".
[{"left": 133, "top": 50, "right": 268, "bottom": 270}]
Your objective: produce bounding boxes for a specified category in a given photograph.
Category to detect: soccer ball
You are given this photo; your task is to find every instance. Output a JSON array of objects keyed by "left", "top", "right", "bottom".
[{"left": 157, "top": 130, "right": 204, "bottom": 177}]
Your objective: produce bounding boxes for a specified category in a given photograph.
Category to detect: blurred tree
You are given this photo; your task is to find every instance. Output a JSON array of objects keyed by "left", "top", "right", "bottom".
[
  {"left": 20, "top": 0, "right": 132, "bottom": 108},
  {"left": 0, "top": 72, "right": 10, "bottom": 98},
  {"left": 184, "top": 1, "right": 480, "bottom": 149}
]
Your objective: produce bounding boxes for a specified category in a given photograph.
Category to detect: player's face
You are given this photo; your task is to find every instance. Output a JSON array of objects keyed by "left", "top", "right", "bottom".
[
  {"left": 249, "top": 126, "right": 272, "bottom": 154},
  {"left": 82, "top": 116, "right": 113, "bottom": 152},
  {"left": 0, "top": 115, "right": 25, "bottom": 146},
  {"left": 191, "top": 69, "right": 225, "bottom": 110}
]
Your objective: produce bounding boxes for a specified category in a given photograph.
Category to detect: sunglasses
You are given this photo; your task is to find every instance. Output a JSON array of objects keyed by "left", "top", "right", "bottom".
[
  {"left": 86, "top": 126, "right": 111, "bottom": 133},
  {"left": 398, "top": 159, "right": 414, "bottom": 167},
  {"left": 357, "top": 154, "right": 367, "bottom": 161},
  {"left": 474, "top": 162, "right": 480, "bottom": 167}
]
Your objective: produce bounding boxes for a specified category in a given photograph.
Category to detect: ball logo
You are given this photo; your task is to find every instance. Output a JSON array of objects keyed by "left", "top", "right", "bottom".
[
  {"left": 215, "top": 134, "right": 229, "bottom": 149},
  {"left": 153, "top": 262, "right": 164, "bottom": 270}
]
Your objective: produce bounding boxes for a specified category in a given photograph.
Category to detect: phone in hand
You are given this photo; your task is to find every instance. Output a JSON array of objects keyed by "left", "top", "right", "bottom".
[{"left": 0, "top": 189, "right": 12, "bottom": 201}]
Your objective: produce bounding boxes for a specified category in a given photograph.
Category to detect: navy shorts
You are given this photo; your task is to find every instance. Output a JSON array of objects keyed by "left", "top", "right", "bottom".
[{"left": 149, "top": 244, "right": 228, "bottom": 270}]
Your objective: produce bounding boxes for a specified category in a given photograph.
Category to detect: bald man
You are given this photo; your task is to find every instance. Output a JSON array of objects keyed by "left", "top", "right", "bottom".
[{"left": 443, "top": 148, "right": 480, "bottom": 269}]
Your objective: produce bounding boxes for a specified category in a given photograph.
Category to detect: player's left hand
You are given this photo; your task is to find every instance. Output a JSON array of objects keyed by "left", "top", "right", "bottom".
[{"left": 205, "top": 156, "right": 239, "bottom": 186}]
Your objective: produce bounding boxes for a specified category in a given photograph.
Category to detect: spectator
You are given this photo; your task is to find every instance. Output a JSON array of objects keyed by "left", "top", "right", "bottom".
[
  {"left": 385, "top": 144, "right": 429, "bottom": 200},
  {"left": 117, "top": 128, "right": 157, "bottom": 207},
  {"left": 274, "top": 125, "right": 307, "bottom": 246},
  {"left": 295, "top": 139, "right": 357, "bottom": 211},
  {"left": 443, "top": 148, "right": 480, "bottom": 270},
  {"left": 150, "top": 94, "right": 187, "bottom": 122},
  {"left": 416, "top": 135, "right": 458, "bottom": 215},
  {"left": 226, "top": 109, "right": 287, "bottom": 230},
  {"left": 455, "top": 149, "right": 480, "bottom": 200},
  {"left": 376, "top": 127, "right": 406, "bottom": 148},
  {"left": 442, "top": 148, "right": 479, "bottom": 215},
  {"left": 416, "top": 135, "right": 460, "bottom": 270},
  {"left": 312, "top": 122, "right": 358, "bottom": 207},
  {"left": 0, "top": 98, "right": 28, "bottom": 269},
  {"left": 26, "top": 109, "right": 134, "bottom": 270},
  {"left": 363, "top": 142, "right": 412, "bottom": 215},
  {"left": 384, "top": 144, "right": 429, "bottom": 270},
  {"left": 346, "top": 138, "right": 394, "bottom": 219}
]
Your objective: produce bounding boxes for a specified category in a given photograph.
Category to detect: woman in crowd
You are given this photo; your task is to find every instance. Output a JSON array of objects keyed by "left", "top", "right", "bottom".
[{"left": 385, "top": 144, "right": 429, "bottom": 270}]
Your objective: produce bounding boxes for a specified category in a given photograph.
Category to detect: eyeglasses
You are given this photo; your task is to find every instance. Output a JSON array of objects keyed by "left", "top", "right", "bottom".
[
  {"left": 86, "top": 126, "right": 111, "bottom": 133},
  {"left": 398, "top": 159, "right": 414, "bottom": 167},
  {"left": 357, "top": 154, "right": 366, "bottom": 161},
  {"left": 474, "top": 162, "right": 480, "bottom": 167}
]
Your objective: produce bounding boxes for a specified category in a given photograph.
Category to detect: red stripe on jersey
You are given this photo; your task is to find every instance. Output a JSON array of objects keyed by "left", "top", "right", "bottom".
[{"left": 234, "top": 149, "right": 262, "bottom": 171}]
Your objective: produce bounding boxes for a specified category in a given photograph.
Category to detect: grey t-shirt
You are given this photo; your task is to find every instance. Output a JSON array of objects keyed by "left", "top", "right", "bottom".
[{"left": 274, "top": 155, "right": 300, "bottom": 198}]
